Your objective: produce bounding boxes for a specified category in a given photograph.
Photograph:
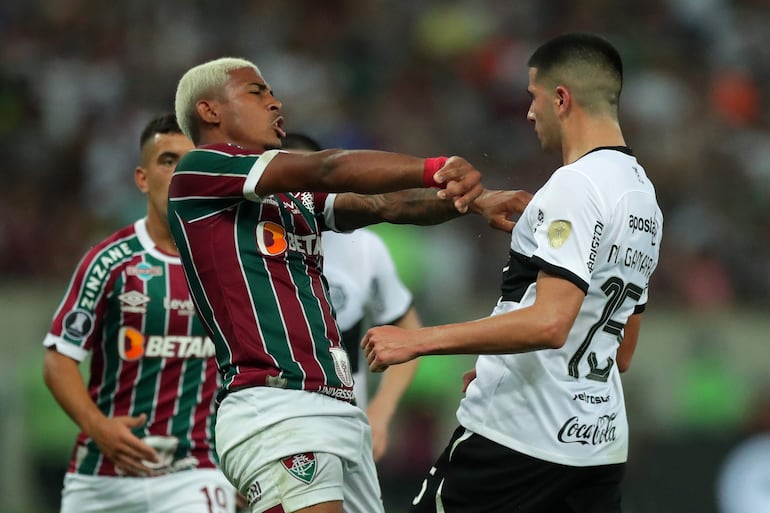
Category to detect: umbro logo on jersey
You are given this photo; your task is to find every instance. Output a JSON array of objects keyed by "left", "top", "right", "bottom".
[
  {"left": 118, "top": 291, "right": 151, "bottom": 313},
  {"left": 126, "top": 262, "right": 163, "bottom": 281}
]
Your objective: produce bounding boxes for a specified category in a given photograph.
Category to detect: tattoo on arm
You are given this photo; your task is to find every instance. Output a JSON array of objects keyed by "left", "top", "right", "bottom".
[{"left": 334, "top": 189, "right": 462, "bottom": 231}]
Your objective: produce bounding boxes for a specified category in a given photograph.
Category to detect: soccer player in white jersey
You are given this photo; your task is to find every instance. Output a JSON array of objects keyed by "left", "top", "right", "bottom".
[
  {"left": 282, "top": 132, "right": 422, "bottom": 463},
  {"left": 168, "top": 58, "right": 530, "bottom": 513},
  {"left": 42, "top": 114, "right": 235, "bottom": 513},
  {"left": 363, "top": 32, "right": 664, "bottom": 512}
]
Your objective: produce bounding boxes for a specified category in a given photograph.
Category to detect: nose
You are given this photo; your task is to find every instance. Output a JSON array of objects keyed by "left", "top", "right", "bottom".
[
  {"left": 526, "top": 108, "right": 535, "bottom": 122},
  {"left": 269, "top": 95, "right": 282, "bottom": 111}
]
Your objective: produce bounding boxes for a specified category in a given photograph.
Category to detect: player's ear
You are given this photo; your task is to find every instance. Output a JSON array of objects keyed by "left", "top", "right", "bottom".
[
  {"left": 555, "top": 86, "right": 570, "bottom": 112},
  {"left": 135, "top": 166, "right": 149, "bottom": 194},
  {"left": 196, "top": 100, "right": 219, "bottom": 124}
]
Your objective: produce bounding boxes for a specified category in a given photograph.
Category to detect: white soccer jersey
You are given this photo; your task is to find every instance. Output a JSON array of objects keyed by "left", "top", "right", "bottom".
[
  {"left": 322, "top": 229, "right": 413, "bottom": 408},
  {"left": 457, "top": 147, "right": 663, "bottom": 467}
]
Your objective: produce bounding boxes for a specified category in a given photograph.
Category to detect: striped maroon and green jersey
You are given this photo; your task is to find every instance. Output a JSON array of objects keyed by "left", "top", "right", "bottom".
[
  {"left": 43, "top": 219, "right": 220, "bottom": 476},
  {"left": 167, "top": 143, "right": 354, "bottom": 404}
]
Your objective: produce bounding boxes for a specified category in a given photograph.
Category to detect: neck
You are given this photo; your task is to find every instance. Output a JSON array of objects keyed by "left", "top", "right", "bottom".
[
  {"left": 561, "top": 114, "right": 625, "bottom": 165},
  {"left": 198, "top": 130, "right": 264, "bottom": 151},
  {"left": 145, "top": 210, "right": 178, "bottom": 256}
]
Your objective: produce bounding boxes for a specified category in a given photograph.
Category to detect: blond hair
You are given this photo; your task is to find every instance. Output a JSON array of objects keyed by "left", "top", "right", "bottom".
[{"left": 175, "top": 57, "right": 261, "bottom": 144}]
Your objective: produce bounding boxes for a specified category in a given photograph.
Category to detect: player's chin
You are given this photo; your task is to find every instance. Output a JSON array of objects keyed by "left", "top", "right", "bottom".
[{"left": 265, "top": 134, "right": 283, "bottom": 150}]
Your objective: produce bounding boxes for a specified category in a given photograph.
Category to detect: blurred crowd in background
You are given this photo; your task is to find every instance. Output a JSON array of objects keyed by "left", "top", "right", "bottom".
[
  {"left": 1, "top": 1, "right": 769, "bottom": 512},
  {"left": 2, "top": 0, "right": 769, "bottom": 307}
]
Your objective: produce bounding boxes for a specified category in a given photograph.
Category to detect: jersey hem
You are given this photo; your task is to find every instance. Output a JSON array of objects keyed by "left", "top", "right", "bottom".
[{"left": 457, "top": 417, "right": 627, "bottom": 467}]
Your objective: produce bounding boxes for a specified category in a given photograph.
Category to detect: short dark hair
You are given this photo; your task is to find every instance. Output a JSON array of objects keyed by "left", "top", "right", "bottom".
[
  {"left": 528, "top": 33, "right": 623, "bottom": 113},
  {"left": 139, "top": 112, "right": 183, "bottom": 150},
  {"left": 281, "top": 132, "right": 323, "bottom": 152},
  {"left": 528, "top": 32, "right": 622, "bottom": 83}
]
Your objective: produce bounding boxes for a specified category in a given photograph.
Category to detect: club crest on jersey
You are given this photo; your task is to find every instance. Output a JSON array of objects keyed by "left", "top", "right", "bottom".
[
  {"left": 63, "top": 309, "right": 94, "bottom": 340},
  {"left": 329, "top": 347, "right": 354, "bottom": 387},
  {"left": 281, "top": 453, "right": 317, "bottom": 484},
  {"left": 547, "top": 220, "right": 572, "bottom": 249},
  {"left": 297, "top": 192, "right": 314, "bottom": 212},
  {"left": 126, "top": 262, "right": 163, "bottom": 281}
]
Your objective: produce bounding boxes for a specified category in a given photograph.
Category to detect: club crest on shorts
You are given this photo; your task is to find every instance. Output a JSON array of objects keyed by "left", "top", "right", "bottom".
[
  {"left": 281, "top": 452, "right": 317, "bottom": 484},
  {"left": 329, "top": 347, "right": 354, "bottom": 387}
]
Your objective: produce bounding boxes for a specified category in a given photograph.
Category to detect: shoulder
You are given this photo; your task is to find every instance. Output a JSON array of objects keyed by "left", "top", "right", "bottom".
[
  {"left": 85, "top": 223, "right": 138, "bottom": 258},
  {"left": 70, "top": 223, "right": 140, "bottom": 278}
]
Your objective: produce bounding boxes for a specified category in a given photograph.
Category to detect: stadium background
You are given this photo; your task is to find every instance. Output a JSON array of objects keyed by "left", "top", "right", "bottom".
[{"left": 1, "top": 0, "right": 768, "bottom": 512}]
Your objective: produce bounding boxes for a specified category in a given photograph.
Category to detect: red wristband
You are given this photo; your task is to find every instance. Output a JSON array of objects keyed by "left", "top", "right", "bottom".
[{"left": 423, "top": 157, "right": 448, "bottom": 189}]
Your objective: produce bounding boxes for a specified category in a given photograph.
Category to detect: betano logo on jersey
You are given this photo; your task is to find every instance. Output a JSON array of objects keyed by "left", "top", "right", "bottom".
[
  {"left": 255, "top": 221, "right": 321, "bottom": 257},
  {"left": 117, "top": 327, "right": 215, "bottom": 360}
]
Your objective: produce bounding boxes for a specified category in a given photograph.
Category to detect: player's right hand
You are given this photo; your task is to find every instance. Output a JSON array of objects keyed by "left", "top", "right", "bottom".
[
  {"left": 434, "top": 156, "right": 483, "bottom": 213},
  {"left": 88, "top": 413, "right": 159, "bottom": 476}
]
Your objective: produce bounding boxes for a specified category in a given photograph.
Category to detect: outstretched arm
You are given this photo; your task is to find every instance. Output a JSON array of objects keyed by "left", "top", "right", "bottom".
[
  {"left": 334, "top": 188, "right": 532, "bottom": 232},
  {"left": 257, "top": 152, "right": 483, "bottom": 213},
  {"left": 363, "top": 271, "right": 584, "bottom": 371},
  {"left": 43, "top": 348, "right": 158, "bottom": 475},
  {"left": 365, "top": 307, "right": 421, "bottom": 462}
]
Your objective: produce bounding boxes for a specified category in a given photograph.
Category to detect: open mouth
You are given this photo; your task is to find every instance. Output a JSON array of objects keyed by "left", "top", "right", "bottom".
[{"left": 273, "top": 117, "right": 286, "bottom": 138}]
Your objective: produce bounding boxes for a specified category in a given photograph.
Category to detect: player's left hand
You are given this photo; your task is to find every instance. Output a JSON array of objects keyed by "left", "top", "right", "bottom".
[
  {"left": 470, "top": 189, "right": 533, "bottom": 232},
  {"left": 362, "top": 325, "right": 417, "bottom": 372}
]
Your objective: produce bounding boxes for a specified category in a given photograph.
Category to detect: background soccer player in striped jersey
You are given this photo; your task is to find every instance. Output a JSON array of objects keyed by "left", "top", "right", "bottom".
[{"left": 43, "top": 113, "right": 235, "bottom": 513}]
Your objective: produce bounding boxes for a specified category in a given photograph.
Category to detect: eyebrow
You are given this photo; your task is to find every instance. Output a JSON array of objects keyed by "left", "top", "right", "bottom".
[
  {"left": 156, "top": 151, "right": 181, "bottom": 161},
  {"left": 248, "top": 82, "right": 273, "bottom": 95}
]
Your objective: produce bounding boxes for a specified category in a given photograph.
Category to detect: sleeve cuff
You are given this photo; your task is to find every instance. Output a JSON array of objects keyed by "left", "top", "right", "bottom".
[
  {"left": 43, "top": 333, "right": 89, "bottom": 362},
  {"left": 243, "top": 149, "right": 283, "bottom": 202}
]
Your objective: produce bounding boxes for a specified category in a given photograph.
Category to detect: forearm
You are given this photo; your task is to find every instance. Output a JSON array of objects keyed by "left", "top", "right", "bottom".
[
  {"left": 259, "top": 150, "right": 427, "bottom": 196},
  {"left": 43, "top": 349, "right": 105, "bottom": 434},
  {"left": 412, "top": 310, "right": 562, "bottom": 357},
  {"left": 368, "top": 307, "right": 422, "bottom": 414},
  {"left": 334, "top": 189, "right": 462, "bottom": 231}
]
